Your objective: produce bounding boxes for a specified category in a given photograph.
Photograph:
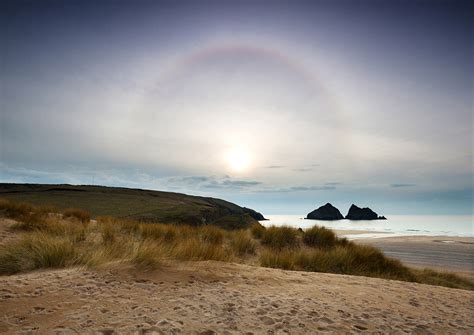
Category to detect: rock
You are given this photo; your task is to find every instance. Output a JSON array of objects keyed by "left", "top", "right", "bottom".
[
  {"left": 242, "top": 207, "right": 267, "bottom": 221},
  {"left": 345, "top": 204, "right": 385, "bottom": 220},
  {"left": 306, "top": 203, "right": 344, "bottom": 220}
]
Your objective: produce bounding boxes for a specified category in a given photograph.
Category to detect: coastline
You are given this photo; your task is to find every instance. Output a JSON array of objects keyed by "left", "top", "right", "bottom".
[{"left": 349, "top": 234, "right": 474, "bottom": 280}]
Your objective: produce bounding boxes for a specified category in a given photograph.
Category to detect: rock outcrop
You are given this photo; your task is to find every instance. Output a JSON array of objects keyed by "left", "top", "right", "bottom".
[
  {"left": 242, "top": 207, "right": 267, "bottom": 221},
  {"left": 345, "top": 204, "right": 386, "bottom": 220},
  {"left": 306, "top": 203, "right": 344, "bottom": 220}
]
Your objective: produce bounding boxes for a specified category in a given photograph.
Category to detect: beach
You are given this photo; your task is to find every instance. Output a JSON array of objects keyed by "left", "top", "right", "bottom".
[
  {"left": 1, "top": 261, "right": 473, "bottom": 334},
  {"left": 353, "top": 235, "right": 474, "bottom": 281}
]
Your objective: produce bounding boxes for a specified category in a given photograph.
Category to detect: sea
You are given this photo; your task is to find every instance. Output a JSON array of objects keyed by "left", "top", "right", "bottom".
[{"left": 260, "top": 215, "right": 473, "bottom": 239}]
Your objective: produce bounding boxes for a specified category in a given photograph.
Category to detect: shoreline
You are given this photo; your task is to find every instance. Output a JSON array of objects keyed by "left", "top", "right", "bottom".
[{"left": 352, "top": 234, "right": 474, "bottom": 280}]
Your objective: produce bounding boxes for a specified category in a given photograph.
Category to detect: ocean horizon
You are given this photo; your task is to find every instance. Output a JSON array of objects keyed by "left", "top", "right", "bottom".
[{"left": 261, "top": 214, "right": 474, "bottom": 238}]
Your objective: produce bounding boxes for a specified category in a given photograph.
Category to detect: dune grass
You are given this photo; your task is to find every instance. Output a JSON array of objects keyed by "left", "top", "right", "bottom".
[
  {"left": 302, "top": 226, "right": 337, "bottom": 248},
  {"left": 0, "top": 198, "right": 472, "bottom": 290},
  {"left": 63, "top": 208, "right": 91, "bottom": 223},
  {"left": 0, "top": 233, "right": 77, "bottom": 274},
  {"left": 260, "top": 225, "right": 299, "bottom": 250}
]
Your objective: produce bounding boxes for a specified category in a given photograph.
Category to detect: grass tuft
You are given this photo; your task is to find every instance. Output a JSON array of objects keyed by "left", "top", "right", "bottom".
[
  {"left": 132, "top": 241, "right": 162, "bottom": 271},
  {"left": 302, "top": 226, "right": 337, "bottom": 248},
  {"left": 0, "top": 233, "right": 76, "bottom": 275},
  {"left": 260, "top": 226, "right": 299, "bottom": 250},
  {"left": 171, "top": 238, "right": 231, "bottom": 261},
  {"left": 230, "top": 230, "right": 256, "bottom": 256},
  {"left": 250, "top": 223, "right": 265, "bottom": 239},
  {"left": 63, "top": 208, "right": 91, "bottom": 223},
  {"left": 199, "top": 225, "right": 224, "bottom": 245}
]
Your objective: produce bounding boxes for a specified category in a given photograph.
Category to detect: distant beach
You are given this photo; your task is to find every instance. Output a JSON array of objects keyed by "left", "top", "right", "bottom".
[{"left": 262, "top": 215, "right": 473, "bottom": 238}]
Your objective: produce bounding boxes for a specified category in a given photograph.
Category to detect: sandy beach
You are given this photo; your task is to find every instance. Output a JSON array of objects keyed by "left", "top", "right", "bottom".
[
  {"left": 353, "top": 235, "right": 474, "bottom": 280},
  {"left": 1, "top": 261, "right": 473, "bottom": 334}
]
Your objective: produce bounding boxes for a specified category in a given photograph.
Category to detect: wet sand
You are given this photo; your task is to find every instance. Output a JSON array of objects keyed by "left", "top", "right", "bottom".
[
  {"left": 355, "top": 235, "right": 474, "bottom": 280},
  {"left": 1, "top": 261, "right": 473, "bottom": 334}
]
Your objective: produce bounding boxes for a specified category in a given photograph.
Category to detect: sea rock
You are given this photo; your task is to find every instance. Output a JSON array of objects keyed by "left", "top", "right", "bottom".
[
  {"left": 306, "top": 203, "right": 344, "bottom": 220},
  {"left": 345, "top": 204, "right": 385, "bottom": 220}
]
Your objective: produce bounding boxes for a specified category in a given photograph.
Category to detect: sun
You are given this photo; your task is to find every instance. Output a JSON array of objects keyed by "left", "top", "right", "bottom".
[{"left": 226, "top": 148, "right": 251, "bottom": 172}]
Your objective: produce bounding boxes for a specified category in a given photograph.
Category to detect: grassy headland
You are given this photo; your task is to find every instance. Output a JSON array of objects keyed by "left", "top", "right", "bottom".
[{"left": 0, "top": 183, "right": 263, "bottom": 228}]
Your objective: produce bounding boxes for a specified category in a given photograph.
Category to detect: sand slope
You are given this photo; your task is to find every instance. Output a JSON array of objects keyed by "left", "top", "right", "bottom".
[{"left": 1, "top": 261, "right": 473, "bottom": 334}]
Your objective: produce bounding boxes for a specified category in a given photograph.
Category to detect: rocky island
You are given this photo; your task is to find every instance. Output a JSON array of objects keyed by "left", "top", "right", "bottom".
[
  {"left": 345, "top": 204, "right": 386, "bottom": 220},
  {"left": 306, "top": 203, "right": 344, "bottom": 220}
]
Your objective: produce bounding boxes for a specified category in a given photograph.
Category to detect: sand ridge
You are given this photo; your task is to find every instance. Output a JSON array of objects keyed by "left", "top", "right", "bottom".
[{"left": 0, "top": 261, "right": 473, "bottom": 334}]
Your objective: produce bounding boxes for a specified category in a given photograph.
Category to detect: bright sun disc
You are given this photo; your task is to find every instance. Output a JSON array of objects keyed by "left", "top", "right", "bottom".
[{"left": 226, "top": 148, "right": 251, "bottom": 172}]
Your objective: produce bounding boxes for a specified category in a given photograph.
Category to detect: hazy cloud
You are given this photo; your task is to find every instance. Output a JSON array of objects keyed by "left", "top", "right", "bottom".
[
  {"left": 258, "top": 185, "right": 336, "bottom": 193},
  {"left": 391, "top": 183, "right": 416, "bottom": 188}
]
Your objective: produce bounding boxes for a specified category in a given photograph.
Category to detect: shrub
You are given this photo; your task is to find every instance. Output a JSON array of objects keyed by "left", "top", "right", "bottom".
[
  {"left": 303, "top": 226, "right": 337, "bottom": 248},
  {"left": 260, "top": 226, "right": 299, "bottom": 250},
  {"left": 230, "top": 230, "right": 256, "bottom": 256},
  {"left": 250, "top": 223, "right": 266, "bottom": 239},
  {"left": 63, "top": 208, "right": 91, "bottom": 223},
  {"left": 199, "top": 225, "right": 224, "bottom": 245}
]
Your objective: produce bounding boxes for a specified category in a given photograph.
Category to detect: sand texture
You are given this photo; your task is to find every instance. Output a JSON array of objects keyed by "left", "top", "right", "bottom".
[{"left": 1, "top": 261, "right": 473, "bottom": 334}]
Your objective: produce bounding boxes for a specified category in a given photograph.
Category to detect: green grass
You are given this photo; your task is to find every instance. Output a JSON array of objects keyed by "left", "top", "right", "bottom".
[
  {"left": 0, "top": 198, "right": 472, "bottom": 290},
  {"left": 0, "top": 183, "right": 262, "bottom": 228}
]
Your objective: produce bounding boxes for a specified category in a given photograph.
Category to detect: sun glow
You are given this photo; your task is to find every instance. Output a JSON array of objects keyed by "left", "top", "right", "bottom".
[{"left": 226, "top": 148, "right": 251, "bottom": 172}]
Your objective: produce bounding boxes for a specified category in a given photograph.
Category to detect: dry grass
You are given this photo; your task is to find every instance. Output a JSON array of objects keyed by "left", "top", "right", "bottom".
[
  {"left": 260, "top": 225, "right": 299, "bottom": 250},
  {"left": 230, "top": 230, "right": 256, "bottom": 256},
  {"left": 250, "top": 222, "right": 265, "bottom": 239},
  {"left": 63, "top": 208, "right": 91, "bottom": 223},
  {"left": 132, "top": 240, "right": 162, "bottom": 271},
  {"left": 302, "top": 226, "right": 337, "bottom": 248},
  {"left": 0, "top": 233, "right": 77, "bottom": 275},
  {"left": 0, "top": 198, "right": 472, "bottom": 290}
]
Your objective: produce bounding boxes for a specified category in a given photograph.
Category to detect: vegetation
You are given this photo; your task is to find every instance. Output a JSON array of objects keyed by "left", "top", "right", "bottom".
[
  {"left": 0, "top": 183, "right": 262, "bottom": 228},
  {"left": 0, "top": 198, "right": 472, "bottom": 290},
  {"left": 302, "top": 225, "right": 337, "bottom": 248},
  {"left": 63, "top": 208, "right": 91, "bottom": 223},
  {"left": 260, "top": 225, "right": 299, "bottom": 250}
]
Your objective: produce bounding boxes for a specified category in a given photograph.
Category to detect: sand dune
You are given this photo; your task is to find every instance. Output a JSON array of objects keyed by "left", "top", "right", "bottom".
[{"left": 1, "top": 261, "right": 473, "bottom": 334}]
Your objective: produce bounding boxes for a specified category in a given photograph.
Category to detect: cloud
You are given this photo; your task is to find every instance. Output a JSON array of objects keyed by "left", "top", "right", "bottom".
[
  {"left": 258, "top": 185, "right": 336, "bottom": 193},
  {"left": 293, "top": 168, "right": 313, "bottom": 172},
  {"left": 325, "top": 182, "right": 342, "bottom": 186},
  {"left": 166, "top": 175, "right": 262, "bottom": 190},
  {"left": 390, "top": 183, "right": 416, "bottom": 188},
  {"left": 264, "top": 165, "right": 285, "bottom": 169}
]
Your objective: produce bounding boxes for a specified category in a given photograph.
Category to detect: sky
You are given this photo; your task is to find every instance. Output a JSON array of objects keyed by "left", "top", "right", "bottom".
[{"left": 1, "top": 0, "right": 472, "bottom": 215}]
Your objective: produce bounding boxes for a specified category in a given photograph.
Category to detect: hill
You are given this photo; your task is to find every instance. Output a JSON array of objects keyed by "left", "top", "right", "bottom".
[{"left": 0, "top": 183, "right": 265, "bottom": 229}]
